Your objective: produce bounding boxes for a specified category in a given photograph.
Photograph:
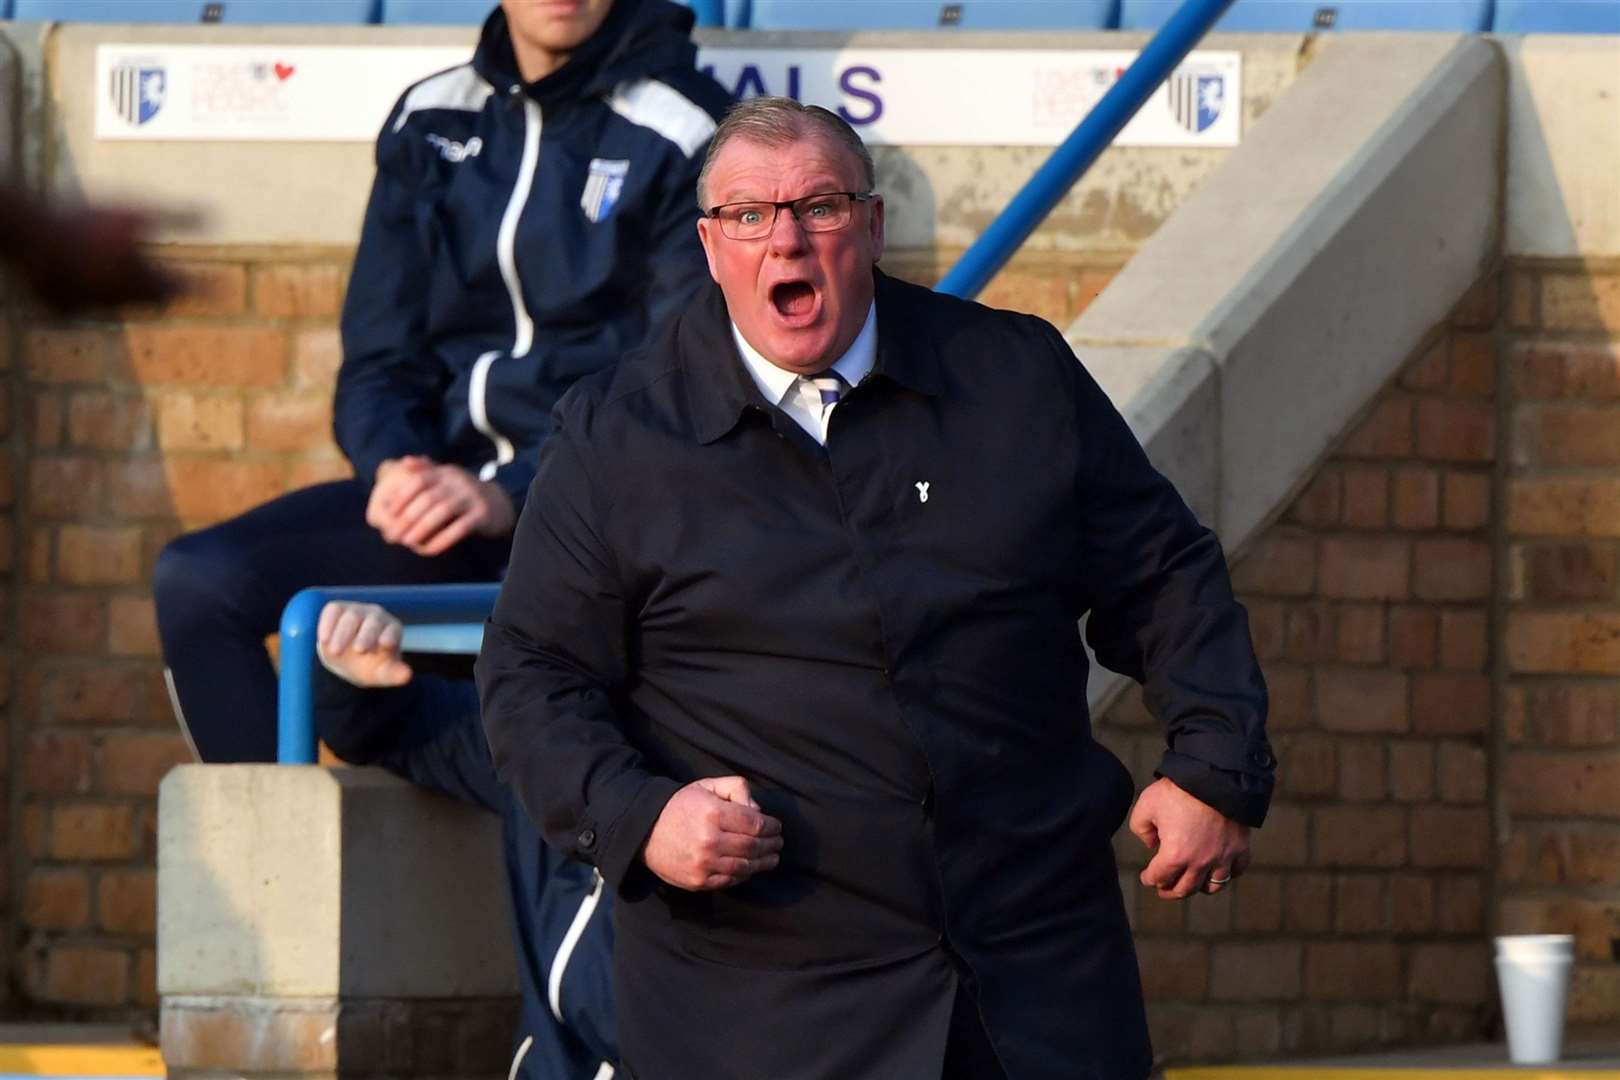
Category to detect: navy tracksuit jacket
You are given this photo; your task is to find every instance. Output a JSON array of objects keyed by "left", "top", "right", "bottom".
[
  {"left": 330, "top": 2, "right": 730, "bottom": 1076},
  {"left": 338, "top": 0, "right": 730, "bottom": 515}
]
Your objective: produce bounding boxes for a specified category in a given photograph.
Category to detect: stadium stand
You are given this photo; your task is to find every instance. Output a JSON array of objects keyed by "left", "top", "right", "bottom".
[
  {"left": 1118, "top": 0, "right": 1493, "bottom": 31},
  {"left": 381, "top": 0, "right": 740, "bottom": 26},
  {"left": 749, "top": 0, "right": 1117, "bottom": 31},
  {"left": 12, "top": 0, "right": 377, "bottom": 21},
  {"left": 1492, "top": 0, "right": 1620, "bottom": 33},
  {"left": 376, "top": 0, "right": 487, "bottom": 23}
]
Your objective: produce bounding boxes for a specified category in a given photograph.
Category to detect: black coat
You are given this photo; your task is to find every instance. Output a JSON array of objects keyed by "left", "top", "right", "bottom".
[{"left": 477, "top": 271, "right": 1274, "bottom": 1080}]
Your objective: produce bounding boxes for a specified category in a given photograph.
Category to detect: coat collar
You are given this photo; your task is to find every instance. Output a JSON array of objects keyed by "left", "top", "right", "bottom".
[{"left": 684, "top": 269, "right": 942, "bottom": 446}]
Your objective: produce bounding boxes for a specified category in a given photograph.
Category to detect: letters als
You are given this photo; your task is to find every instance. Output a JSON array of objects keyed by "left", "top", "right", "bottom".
[{"left": 701, "top": 62, "right": 885, "bottom": 128}]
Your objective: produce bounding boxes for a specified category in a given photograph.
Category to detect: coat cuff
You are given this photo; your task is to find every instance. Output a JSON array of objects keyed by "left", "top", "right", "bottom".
[
  {"left": 1156, "top": 746, "right": 1274, "bottom": 828},
  {"left": 588, "top": 775, "right": 684, "bottom": 891}
]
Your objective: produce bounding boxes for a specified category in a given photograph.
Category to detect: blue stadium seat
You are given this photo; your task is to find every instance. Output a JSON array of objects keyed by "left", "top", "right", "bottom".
[
  {"left": 1493, "top": 1, "right": 1620, "bottom": 32},
  {"left": 750, "top": 0, "right": 1116, "bottom": 31},
  {"left": 1119, "top": 0, "right": 1491, "bottom": 31},
  {"left": 13, "top": 0, "right": 376, "bottom": 21},
  {"left": 378, "top": 0, "right": 487, "bottom": 23},
  {"left": 381, "top": 0, "right": 744, "bottom": 26}
]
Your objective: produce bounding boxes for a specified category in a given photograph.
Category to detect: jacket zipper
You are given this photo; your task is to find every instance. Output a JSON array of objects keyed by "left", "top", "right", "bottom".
[
  {"left": 548, "top": 867, "right": 606, "bottom": 1024},
  {"left": 471, "top": 94, "right": 541, "bottom": 480}
]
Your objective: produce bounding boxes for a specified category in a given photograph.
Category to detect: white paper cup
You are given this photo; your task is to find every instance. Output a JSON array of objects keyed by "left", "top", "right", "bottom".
[{"left": 1495, "top": 934, "right": 1575, "bottom": 1065}]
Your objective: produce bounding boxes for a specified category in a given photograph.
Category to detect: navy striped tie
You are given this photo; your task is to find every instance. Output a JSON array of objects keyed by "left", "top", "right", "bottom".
[{"left": 810, "top": 371, "right": 848, "bottom": 417}]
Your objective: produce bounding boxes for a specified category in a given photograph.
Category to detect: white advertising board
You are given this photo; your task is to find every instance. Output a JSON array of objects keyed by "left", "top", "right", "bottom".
[{"left": 95, "top": 43, "right": 1240, "bottom": 147}]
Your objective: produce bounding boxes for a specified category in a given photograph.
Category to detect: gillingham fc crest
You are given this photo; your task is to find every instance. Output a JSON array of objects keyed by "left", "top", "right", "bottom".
[
  {"left": 581, "top": 158, "right": 630, "bottom": 223},
  {"left": 110, "top": 62, "right": 166, "bottom": 127},
  {"left": 1168, "top": 70, "right": 1225, "bottom": 134}
]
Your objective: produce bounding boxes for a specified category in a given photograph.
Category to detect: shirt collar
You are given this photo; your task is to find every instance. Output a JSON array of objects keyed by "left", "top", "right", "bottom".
[
  {"left": 730, "top": 302, "right": 878, "bottom": 408},
  {"left": 685, "top": 271, "right": 940, "bottom": 446}
]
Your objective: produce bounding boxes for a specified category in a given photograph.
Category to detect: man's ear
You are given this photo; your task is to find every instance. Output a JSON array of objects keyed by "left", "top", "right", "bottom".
[
  {"left": 868, "top": 195, "right": 886, "bottom": 264},
  {"left": 696, "top": 216, "right": 722, "bottom": 283}
]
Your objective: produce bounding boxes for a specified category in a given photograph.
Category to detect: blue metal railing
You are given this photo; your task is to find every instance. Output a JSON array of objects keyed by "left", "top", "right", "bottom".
[
  {"left": 276, "top": 0, "right": 1233, "bottom": 763},
  {"left": 277, "top": 583, "right": 500, "bottom": 763},
  {"left": 936, "top": 0, "right": 1238, "bottom": 299},
  {"left": 690, "top": 0, "right": 724, "bottom": 27}
]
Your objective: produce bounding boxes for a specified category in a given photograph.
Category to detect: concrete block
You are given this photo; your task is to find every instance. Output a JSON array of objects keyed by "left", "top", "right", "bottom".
[
  {"left": 158, "top": 765, "right": 516, "bottom": 1000},
  {"left": 1218, "top": 36, "right": 1503, "bottom": 543},
  {"left": 1502, "top": 34, "right": 1620, "bottom": 258},
  {"left": 1073, "top": 35, "right": 1505, "bottom": 715},
  {"left": 1071, "top": 33, "right": 1503, "bottom": 546}
]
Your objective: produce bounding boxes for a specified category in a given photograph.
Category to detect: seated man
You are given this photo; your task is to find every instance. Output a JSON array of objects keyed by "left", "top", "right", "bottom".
[
  {"left": 152, "top": 0, "right": 731, "bottom": 763},
  {"left": 314, "top": 600, "right": 615, "bottom": 1078},
  {"left": 154, "top": 2, "right": 727, "bottom": 1074}
]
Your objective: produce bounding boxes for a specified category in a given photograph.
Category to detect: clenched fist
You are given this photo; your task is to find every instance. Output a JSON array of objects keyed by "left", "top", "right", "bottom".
[{"left": 642, "top": 776, "right": 784, "bottom": 891}]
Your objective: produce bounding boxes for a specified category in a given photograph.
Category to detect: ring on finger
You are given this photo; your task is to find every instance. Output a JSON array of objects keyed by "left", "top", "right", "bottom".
[{"left": 1208, "top": 873, "right": 1232, "bottom": 886}]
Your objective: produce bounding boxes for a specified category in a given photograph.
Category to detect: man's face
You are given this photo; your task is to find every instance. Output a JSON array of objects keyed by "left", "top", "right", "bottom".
[
  {"left": 696, "top": 131, "right": 885, "bottom": 375},
  {"left": 501, "top": 0, "right": 614, "bottom": 57}
]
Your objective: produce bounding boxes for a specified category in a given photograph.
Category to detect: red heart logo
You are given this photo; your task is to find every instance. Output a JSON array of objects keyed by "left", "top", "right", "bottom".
[{"left": 274, "top": 62, "right": 295, "bottom": 81}]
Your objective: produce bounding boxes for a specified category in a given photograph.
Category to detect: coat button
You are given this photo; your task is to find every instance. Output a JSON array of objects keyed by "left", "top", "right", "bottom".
[
  {"left": 578, "top": 828, "right": 597, "bottom": 849},
  {"left": 1251, "top": 749, "right": 1274, "bottom": 768}
]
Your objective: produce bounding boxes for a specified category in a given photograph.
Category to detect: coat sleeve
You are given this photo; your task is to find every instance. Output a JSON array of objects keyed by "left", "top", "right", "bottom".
[
  {"left": 485, "top": 136, "right": 716, "bottom": 513},
  {"left": 335, "top": 103, "right": 450, "bottom": 481},
  {"left": 475, "top": 408, "right": 681, "bottom": 889},
  {"left": 1054, "top": 325, "right": 1276, "bottom": 827}
]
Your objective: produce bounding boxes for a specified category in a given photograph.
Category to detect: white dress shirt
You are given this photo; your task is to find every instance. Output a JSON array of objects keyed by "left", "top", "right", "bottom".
[{"left": 731, "top": 303, "right": 877, "bottom": 445}]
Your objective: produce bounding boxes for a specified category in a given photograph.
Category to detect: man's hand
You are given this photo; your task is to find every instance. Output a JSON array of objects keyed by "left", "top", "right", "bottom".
[
  {"left": 7, "top": 199, "right": 194, "bottom": 313},
  {"left": 642, "top": 776, "right": 784, "bottom": 891},
  {"left": 316, "top": 601, "right": 413, "bottom": 688},
  {"left": 367, "top": 456, "right": 516, "bottom": 556},
  {"left": 1129, "top": 776, "right": 1251, "bottom": 899}
]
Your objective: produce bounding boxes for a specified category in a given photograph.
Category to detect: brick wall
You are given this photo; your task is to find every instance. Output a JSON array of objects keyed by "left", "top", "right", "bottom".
[
  {"left": 1099, "top": 270, "right": 1504, "bottom": 1064},
  {"left": 1094, "top": 259, "right": 1620, "bottom": 1066},
  {"left": 1497, "top": 259, "right": 1620, "bottom": 1025},
  {"left": 12, "top": 250, "right": 351, "bottom": 1011},
  {"left": 3, "top": 245, "right": 1120, "bottom": 1015}
]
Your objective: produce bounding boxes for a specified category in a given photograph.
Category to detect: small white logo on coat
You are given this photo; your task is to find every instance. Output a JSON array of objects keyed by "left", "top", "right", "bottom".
[
  {"left": 916, "top": 481, "right": 930, "bottom": 503},
  {"left": 425, "top": 133, "right": 483, "bottom": 162},
  {"left": 581, "top": 158, "right": 630, "bottom": 223}
]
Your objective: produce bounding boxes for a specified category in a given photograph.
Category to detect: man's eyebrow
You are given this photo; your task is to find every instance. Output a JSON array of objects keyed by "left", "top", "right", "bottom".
[{"left": 713, "top": 183, "right": 851, "bottom": 205}]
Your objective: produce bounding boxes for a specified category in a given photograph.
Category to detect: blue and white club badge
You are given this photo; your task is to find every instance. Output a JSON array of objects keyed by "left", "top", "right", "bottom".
[
  {"left": 110, "top": 62, "right": 167, "bottom": 127},
  {"left": 1168, "top": 70, "right": 1225, "bottom": 135},
  {"left": 581, "top": 158, "right": 631, "bottom": 223}
]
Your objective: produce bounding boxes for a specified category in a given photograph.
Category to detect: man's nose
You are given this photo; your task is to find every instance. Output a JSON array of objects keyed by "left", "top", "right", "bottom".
[{"left": 767, "top": 205, "right": 809, "bottom": 254}]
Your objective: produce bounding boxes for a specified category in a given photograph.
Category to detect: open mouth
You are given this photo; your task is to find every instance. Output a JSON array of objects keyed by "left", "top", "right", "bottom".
[{"left": 770, "top": 280, "right": 818, "bottom": 322}]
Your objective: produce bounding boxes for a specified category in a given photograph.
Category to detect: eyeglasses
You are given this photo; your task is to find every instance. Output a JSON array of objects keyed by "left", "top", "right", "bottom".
[{"left": 705, "top": 191, "right": 877, "bottom": 241}]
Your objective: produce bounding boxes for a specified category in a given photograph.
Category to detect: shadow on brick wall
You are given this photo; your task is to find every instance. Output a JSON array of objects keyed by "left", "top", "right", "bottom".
[{"left": 11, "top": 251, "right": 352, "bottom": 1014}]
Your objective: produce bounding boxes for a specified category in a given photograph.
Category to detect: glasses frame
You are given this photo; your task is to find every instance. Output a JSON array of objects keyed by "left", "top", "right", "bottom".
[{"left": 704, "top": 190, "right": 878, "bottom": 240}]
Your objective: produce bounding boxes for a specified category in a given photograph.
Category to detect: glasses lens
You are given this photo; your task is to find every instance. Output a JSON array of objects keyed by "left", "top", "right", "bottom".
[
  {"left": 793, "top": 193, "right": 853, "bottom": 233},
  {"left": 719, "top": 203, "right": 776, "bottom": 240}
]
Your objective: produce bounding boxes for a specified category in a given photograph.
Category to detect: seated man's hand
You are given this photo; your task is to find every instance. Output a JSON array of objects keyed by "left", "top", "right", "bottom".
[
  {"left": 367, "top": 457, "right": 516, "bottom": 556},
  {"left": 1129, "top": 776, "right": 1250, "bottom": 900},
  {"left": 642, "top": 776, "right": 784, "bottom": 891},
  {"left": 317, "top": 601, "right": 413, "bottom": 688}
]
